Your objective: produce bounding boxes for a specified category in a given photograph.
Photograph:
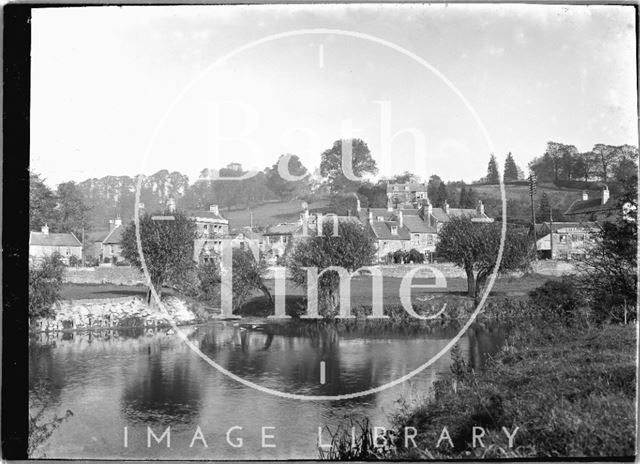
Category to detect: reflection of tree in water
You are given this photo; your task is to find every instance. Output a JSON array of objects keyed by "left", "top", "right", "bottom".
[
  {"left": 120, "top": 345, "right": 202, "bottom": 424},
  {"left": 29, "top": 379, "right": 73, "bottom": 458},
  {"left": 466, "top": 323, "right": 507, "bottom": 370}
]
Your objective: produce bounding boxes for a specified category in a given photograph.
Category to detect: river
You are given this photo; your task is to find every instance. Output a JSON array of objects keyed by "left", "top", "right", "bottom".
[{"left": 29, "top": 320, "right": 506, "bottom": 459}]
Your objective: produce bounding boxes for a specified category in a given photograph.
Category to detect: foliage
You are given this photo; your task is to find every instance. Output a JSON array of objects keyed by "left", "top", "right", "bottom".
[
  {"left": 320, "top": 138, "right": 378, "bottom": 193},
  {"left": 435, "top": 217, "right": 532, "bottom": 298},
  {"left": 485, "top": 154, "right": 500, "bottom": 183},
  {"left": 29, "top": 253, "right": 65, "bottom": 320},
  {"left": 68, "top": 255, "right": 81, "bottom": 267},
  {"left": 54, "top": 181, "right": 91, "bottom": 236},
  {"left": 29, "top": 381, "right": 73, "bottom": 457},
  {"left": 528, "top": 277, "right": 586, "bottom": 324},
  {"left": 265, "top": 154, "right": 310, "bottom": 200},
  {"left": 288, "top": 220, "right": 376, "bottom": 317},
  {"left": 503, "top": 152, "right": 519, "bottom": 182},
  {"left": 575, "top": 176, "right": 637, "bottom": 322},
  {"left": 391, "top": 323, "right": 636, "bottom": 458},
  {"left": 357, "top": 181, "right": 387, "bottom": 208},
  {"left": 196, "top": 248, "right": 272, "bottom": 310},
  {"left": 385, "top": 249, "right": 425, "bottom": 264},
  {"left": 120, "top": 211, "right": 196, "bottom": 302},
  {"left": 537, "top": 191, "right": 550, "bottom": 219},
  {"left": 458, "top": 186, "right": 477, "bottom": 208},
  {"left": 29, "top": 172, "right": 57, "bottom": 230}
]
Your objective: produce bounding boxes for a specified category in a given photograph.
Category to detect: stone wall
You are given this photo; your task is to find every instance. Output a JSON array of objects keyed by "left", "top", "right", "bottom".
[
  {"left": 35, "top": 296, "right": 197, "bottom": 332},
  {"left": 64, "top": 266, "right": 145, "bottom": 285}
]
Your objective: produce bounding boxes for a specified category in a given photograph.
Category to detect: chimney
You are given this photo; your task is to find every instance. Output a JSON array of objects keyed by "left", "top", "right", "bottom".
[
  {"left": 41, "top": 224, "right": 49, "bottom": 235},
  {"left": 167, "top": 198, "right": 176, "bottom": 213},
  {"left": 427, "top": 201, "right": 433, "bottom": 217},
  {"left": 398, "top": 211, "right": 404, "bottom": 228},
  {"left": 601, "top": 185, "right": 609, "bottom": 205},
  {"left": 209, "top": 204, "right": 219, "bottom": 215},
  {"left": 316, "top": 213, "right": 323, "bottom": 235},
  {"left": 387, "top": 198, "right": 393, "bottom": 212},
  {"left": 368, "top": 210, "right": 373, "bottom": 222},
  {"left": 477, "top": 200, "right": 485, "bottom": 215},
  {"left": 444, "top": 201, "right": 450, "bottom": 215},
  {"left": 356, "top": 196, "right": 361, "bottom": 214},
  {"left": 581, "top": 191, "right": 588, "bottom": 201},
  {"left": 115, "top": 218, "right": 122, "bottom": 228},
  {"left": 391, "top": 224, "right": 398, "bottom": 235},
  {"left": 109, "top": 219, "right": 116, "bottom": 232}
]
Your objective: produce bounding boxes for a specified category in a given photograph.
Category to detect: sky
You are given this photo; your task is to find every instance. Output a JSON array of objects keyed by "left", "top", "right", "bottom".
[{"left": 31, "top": 4, "right": 638, "bottom": 187}]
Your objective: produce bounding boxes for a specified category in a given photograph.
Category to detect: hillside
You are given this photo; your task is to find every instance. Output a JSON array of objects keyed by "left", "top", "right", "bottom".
[
  {"left": 224, "top": 198, "right": 330, "bottom": 230},
  {"left": 470, "top": 183, "right": 604, "bottom": 221}
]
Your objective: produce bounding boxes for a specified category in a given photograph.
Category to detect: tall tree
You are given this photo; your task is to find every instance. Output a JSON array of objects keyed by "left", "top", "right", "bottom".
[
  {"left": 121, "top": 210, "right": 196, "bottom": 304},
  {"left": 458, "top": 187, "right": 468, "bottom": 209},
  {"left": 265, "top": 154, "right": 310, "bottom": 201},
  {"left": 538, "top": 191, "right": 551, "bottom": 220},
  {"left": 427, "top": 174, "right": 443, "bottom": 202},
  {"left": 544, "top": 141, "right": 564, "bottom": 181},
  {"left": 503, "top": 152, "right": 519, "bottom": 181},
  {"left": 436, "top": 217, "right": 532, "bottom": 298},
  {"left": 29, "top": 172, "right": 57, "bottom": 230},
  {"left": 288, "top": 220, "right": 376, "bottom": 317},
  {"left": 435, "top": 182, "right": 449, "bottom": 207},
  {"left": 320, "top": 138, "right": 377, "bottom": 193},
  {"left": 486, "top": 154, "right": 500, "bottom": 183},
  {"left": 573, "top": 152, "right": 597, "bottom": 186},
  {"left": 592, "top": 144, "right": 617, "bottom": 182},
  {"left": 54, "top": 181, "right": 90, "bottom": 236}
]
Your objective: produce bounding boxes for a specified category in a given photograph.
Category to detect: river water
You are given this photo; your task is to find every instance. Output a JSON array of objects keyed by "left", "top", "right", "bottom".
[{"left": 29, "top": 321, "right": 506, "bottom": 459}]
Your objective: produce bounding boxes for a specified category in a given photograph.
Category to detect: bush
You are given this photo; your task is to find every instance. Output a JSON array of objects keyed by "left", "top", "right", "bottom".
[
  {"left": 29, "top": 253, "right": 65, "bottom": 320},
  {"left": 407, "top": 248, "right": 425, "bottom": 264},
  {"left": 68, "top": 255, "right": 81, "bottom": 267},
  {"left": 528, "top": 277, "right": 586, "bottom": 324}
]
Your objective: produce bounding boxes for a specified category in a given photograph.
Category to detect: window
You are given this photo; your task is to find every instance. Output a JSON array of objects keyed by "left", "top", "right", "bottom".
[
  {"left": 66, "top": 248, "right": 71, "bottom": 255},
  {"left": 391, "top": 226, "right": 398, "bottom": 235},
  {"left": 426, "top": 235, "right": 434, "bottom": 246},
  {"left": 204, "top": 224, "right": 208, "bottom": 231}
]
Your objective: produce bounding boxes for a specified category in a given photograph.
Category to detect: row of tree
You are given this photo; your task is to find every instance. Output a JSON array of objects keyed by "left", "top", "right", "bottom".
[{"left": 485, "top": 152, "right": 524, "bottom": 183}]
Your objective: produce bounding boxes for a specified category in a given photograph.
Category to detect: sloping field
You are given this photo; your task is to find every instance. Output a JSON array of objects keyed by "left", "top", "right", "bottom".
[{"left": 223, "top": 198, "right": 330, "bottom": 229}]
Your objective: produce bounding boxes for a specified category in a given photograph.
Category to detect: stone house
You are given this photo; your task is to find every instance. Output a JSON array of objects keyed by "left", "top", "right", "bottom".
[
  {"left": 564, "top": 186, "right": 619, "bottom": 222},
  {"left": 101, "top": 219, "right": 125, "bottom": 263},
  {"left": 533, "top": 221, "right": 599, "bottom": 260},
  {"left": 386, "top": 182, "right": 429, "bottom": 208},
  {"left": 187, "top": 205, "right": 230, "bottom": 264},
  {"left": 29, "top": 224, "right": 83, "bottom": 265}
]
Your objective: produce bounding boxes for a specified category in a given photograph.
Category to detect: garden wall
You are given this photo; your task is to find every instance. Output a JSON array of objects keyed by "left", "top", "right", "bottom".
[{"left": 64, "top": 266, "right": 145, "bottom": 285}]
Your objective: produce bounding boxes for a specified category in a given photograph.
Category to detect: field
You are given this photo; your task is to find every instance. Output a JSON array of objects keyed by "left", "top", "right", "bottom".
[{"left": 221, "top": 198, "right": 330, "bottom": 229}]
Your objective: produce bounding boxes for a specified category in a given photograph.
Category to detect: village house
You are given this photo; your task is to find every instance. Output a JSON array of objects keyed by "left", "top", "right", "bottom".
[
  {"left": 101, "top": 218, "right": 125, "bottom": 263},
  {"left": 418, "top": 200, "right": 494, "bottom": 233},
  {"left": 187, "top": 204, "right": 229, "bottom": 264},
  {"left": 533, "top": 221, "right": 599, "bottom": 260},
  {"left": 29, "top": 224, "right": 83, "bottom": 265},
  {"left": 564, "top": 186, "right": 619, "bottom": 222},
  {"left": 386, "top": 182, "right": 429, "bottom": 208}
]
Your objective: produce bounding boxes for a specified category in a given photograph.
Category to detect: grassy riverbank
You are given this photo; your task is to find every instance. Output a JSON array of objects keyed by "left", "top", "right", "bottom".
[{"left": 389, "top": 321, "right": 637, "bottom": 459}]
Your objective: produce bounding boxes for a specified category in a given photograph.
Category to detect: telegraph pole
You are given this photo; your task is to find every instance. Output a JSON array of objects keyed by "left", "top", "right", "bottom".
[
  {"left": 549, "top": 205, "right": 554, "bottom": 260},
  {"left": 529, "top": 173, "right": 538, "bottom": 256}
]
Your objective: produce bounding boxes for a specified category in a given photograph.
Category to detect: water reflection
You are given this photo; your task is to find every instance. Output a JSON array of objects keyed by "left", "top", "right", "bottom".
[{"left": 29, "top": 321, "right": 506, "bottom": 459}]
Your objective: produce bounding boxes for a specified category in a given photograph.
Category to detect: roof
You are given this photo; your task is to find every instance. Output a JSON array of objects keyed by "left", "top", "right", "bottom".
[
  {"left": 369, "top": 221, "right": 411, "bottom": 240},
  {"left": 386, "top": 182, "right": 428, "bottom": 193},
  {"left": 88, "top": 230, "right": 110, "bottom": 243},
  {"left": 564, "top": 195, "right": 618, "bottom": 216},
  {"left": 30, "top": 231, "right": 82, "bottom": 247},
  {"left": 402, "top": 215, "right": 437, "bottom": 233},
  {"left": 533, "top": 221, "right": 599, "bottom": 236},
  {"left": 102, "top": 225, "right": 124, "bottom": 245},
  {"left": 264, "top": 223, "right": 300, "bottom": 235},
  {"left": 186, "top": 210, "right": 228, "bottom": 222},
  {"left": 358, "top": 208, "right": 394, "bottom": 222}
]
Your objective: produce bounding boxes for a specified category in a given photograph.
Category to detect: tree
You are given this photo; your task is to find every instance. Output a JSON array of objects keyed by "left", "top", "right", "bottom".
[
  {"left": 503, "top": 152, "right": 519, "bottom": 181},
  {"left": 573, "top": 152, "right": 597, "bottom": 186},
  {"left": 544, "top": 141, "right": 564, "bottom": 181},
  {"left": 54, "top": 181, "right": 90, "bottom": 236},
  {"left": 357, "top": 181, "right": 387, "bottom": 208},
  {"left": 436, "top": 217, "right": 532, "bottom": 299},
  {"left": 427, "top": 174, "right": 443, "bottom": 201},
  {"left": 230, "top": 247, "right": 273, "bottom": 307},
  {"left": 29, "top": 172, "right": 56, "bottom": 231},
  {"left": 265, "top": 154, "right": 310, "bottom": 201},
  {"left": 576, "top": 175, "right": 637, "bottom": 322},
  {"left": 435, "top": 182, "right": 448, "bottom": 207},
  {"left": 538, "top": 192, "right": 551, "bottom": 220},
  {"left": 485, "top": 154, "right": 500, "bottom": 183},
  {"left": 459, "top": 187, "right": 468, "bottom": 208},
  {"left": 121, "top": 210, "right": 196, "bottom": 304},
  {"left": 389, "top": 171, "right": 419, "bottom": 184},
  {"left": 288, "top": 220, "right": 376, "bottom": 317},
  {"left": 29, "top": 253, "right": 65, "bottom": 320},
  {"left": 320, "top": 138, "right": 378, "bottom": 193},
  {"left": 528, "top": 152, "right": 555, "bottom": 183},
  {"left": 592, "top": 144, "right": 617, "bottom": 182}
]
